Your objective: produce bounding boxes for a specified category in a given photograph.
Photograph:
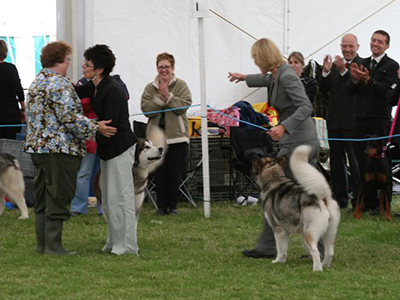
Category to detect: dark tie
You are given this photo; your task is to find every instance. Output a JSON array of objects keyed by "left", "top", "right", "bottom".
[{"left": 370, "top": 59, "right": 377, "bottom": 71}]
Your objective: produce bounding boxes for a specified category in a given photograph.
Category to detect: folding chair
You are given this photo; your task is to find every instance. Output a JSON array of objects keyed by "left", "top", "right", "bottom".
[
  {"left": 228, "top": 127, "right": 276, "bottom": 199},
  {"left": 133, "top": 120, "right": 198, "bottom": 207},
  {"left": 178, "top": 157, "right": 202, "bottom": 208}
]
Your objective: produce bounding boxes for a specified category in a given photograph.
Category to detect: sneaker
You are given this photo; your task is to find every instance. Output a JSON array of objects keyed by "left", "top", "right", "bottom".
[
  {"left": 71, "top": 211, "right": 82, "bottom": 217},
  {"left": 241, "top": 249, "right": 275, "bottom": 259},
  {"left": 154, "top": 209, "right": 167, "bottom": 216},
  {"left": 169, "top": 209, "right": 178, "bottom": 215}
]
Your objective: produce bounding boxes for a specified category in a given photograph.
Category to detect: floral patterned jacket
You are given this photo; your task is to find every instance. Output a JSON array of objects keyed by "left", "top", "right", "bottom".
[{"left": 24, "top": 68, "right": 98, "bottom": 157}]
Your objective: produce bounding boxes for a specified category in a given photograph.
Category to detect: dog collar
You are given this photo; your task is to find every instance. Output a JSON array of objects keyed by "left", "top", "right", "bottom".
[
  {"left": 369, "top": 152, "right": 385, "bottom": 159},
  {"left": 368, "top": 143, "right": 388, "bottom": 159}
]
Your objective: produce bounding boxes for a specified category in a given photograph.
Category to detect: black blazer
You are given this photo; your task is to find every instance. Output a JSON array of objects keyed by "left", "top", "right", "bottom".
[
  {"left": 75, "top": 76, "right": 137, "bottom": 160},
  {"left": 347, "top": 54, "right": 399, "bottom": 119},
  {"left": 320, "top": 55, "right": 362, "bottom": 130}
]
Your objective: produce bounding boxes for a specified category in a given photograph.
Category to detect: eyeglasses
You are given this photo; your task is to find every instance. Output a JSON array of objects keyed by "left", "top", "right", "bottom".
[
  {"left": 157, "top": 65, "right": 171, "bottom": 70},
  {"left": 83, "top": 60, "right": 95, "bottom": 69}
]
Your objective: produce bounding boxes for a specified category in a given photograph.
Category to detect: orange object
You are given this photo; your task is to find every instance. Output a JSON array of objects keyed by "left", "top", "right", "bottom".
[{"left": 252, "top": 102, "right": 279, "bottom": 126}]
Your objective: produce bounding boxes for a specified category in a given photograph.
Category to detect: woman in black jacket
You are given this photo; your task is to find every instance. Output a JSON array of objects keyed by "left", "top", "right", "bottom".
[
  {"left": 75, "top": 44, "right": 138, "bottom": 255},
  {"left": 288, "top": 51, "right": 317, "bottom": 106},
  {"left": 0, "top": 39, "right": 25, "bottom": 139}
]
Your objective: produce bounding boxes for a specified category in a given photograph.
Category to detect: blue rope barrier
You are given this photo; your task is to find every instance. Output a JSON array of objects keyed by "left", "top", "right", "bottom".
[
  {"left": 0, "top": 124, "right": 26, "bottom": 128},
  {"left": 206, "top": 105, "right": 269, "bottom": 131},
  {"left": 129, "top": 104, "right": 201, "bottom": 116},
  {"left": 2, "top": 103, "right": 400, "bottom": 142}
]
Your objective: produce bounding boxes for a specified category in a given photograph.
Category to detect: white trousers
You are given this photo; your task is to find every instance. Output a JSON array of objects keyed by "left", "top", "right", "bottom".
[{"left": 100, "top": 145, "right": 137, "bottom": 255}]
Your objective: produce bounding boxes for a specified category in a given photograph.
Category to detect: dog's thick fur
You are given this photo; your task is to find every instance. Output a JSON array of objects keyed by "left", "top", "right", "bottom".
[
  {"left": 94, "top": 138, "right": 163, "bottom": 218},
  {"left": 354, "top": 138, "right": 392, "bottom": 221},
  {"left": 253, "top": 145, "right": 340, "bottom": 272},
  {"left": 0, "top": 153, "right": 29, "bottom": 219}
]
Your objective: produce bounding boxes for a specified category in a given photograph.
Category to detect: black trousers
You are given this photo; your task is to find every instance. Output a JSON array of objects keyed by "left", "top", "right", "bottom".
[
  {"left": 155, "top": 142, "right": 188, "bottom": 211},
  {"left": 31, "top": 153, "right": 81, "bottom": 221},
  {"left": 353, "top": 117, "right": 392, "bottom": 210},
  {"left": 0, "top": 106, "right": 22, "bottom": 139},
  {"left": 328, "top": 128, "right": 360, "bottom": 207}
]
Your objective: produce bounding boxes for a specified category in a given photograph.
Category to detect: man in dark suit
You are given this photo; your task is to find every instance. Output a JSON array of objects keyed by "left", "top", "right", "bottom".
[
  {"left": 347, "top": 30, "right": 399, "bottom": 212},
  {"left": 320, "top": 33, "right": 361, "bottom": 209}
]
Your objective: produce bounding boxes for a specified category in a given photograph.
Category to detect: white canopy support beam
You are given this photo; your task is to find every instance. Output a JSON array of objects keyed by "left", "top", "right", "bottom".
[{"left": 192, "top": 0, "right": 211, "bottom": 218}]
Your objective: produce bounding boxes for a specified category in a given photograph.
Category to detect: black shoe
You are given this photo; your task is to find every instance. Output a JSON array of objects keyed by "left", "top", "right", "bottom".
[
  {"left": 241, "top": 249, "right": 275, "bottom": 259},
  {"left": 154, "top": 209, "right": 167, "bottom": 216},
  {"left": 394, "top": 213, "right": 400, "bottom": 218},
  {"left": 71, "top": 211, "right": 82, "bottom": 217},
  {"left": 169, "top": 209, "right": 178, "bottom": 215}
]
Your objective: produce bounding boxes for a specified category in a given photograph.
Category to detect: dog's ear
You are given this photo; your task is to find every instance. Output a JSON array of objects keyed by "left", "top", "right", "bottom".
[
  {"left": 276, "top": 156, "right": 286, "bottom": 167},
  {"left": 252, "top": 159, "right": 265, "bottom": 175}
]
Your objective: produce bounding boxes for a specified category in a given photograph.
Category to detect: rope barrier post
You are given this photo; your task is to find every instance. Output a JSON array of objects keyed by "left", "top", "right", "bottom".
[{"left": 192, "top": 0, "right": 211, "bottom": 218}]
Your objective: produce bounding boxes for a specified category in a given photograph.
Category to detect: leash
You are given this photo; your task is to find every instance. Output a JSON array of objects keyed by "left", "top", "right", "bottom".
[
  {"left": 386, "top": 94, "right": 400, "bottom": 153},
  {"left": 367, "top": 94, "right": 400, "bottom": 159}
]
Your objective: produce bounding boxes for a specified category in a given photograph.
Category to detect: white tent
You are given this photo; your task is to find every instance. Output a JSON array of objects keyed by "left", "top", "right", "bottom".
[
  {"left": 77, "top": 0, "right": 400, "bottom": 119},
  {"left": 3, "top": 0, "right": 400, "bottom": 111}
]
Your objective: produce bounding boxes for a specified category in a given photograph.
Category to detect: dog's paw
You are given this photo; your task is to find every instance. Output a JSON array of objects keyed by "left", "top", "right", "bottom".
[
  {"left": 272, "top": 258, "right": 286, "bottom": 264},
  {"left": 18, "top": 215, "right": 29, "bottom": 220},
  {"left": 313, "top": 266, "right": 323, "bottom": 272}
]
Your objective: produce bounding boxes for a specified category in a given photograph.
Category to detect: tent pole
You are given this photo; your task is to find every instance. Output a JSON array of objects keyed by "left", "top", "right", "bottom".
[{"left": 198, "top": 16, "right": 211, "bottom": 218}]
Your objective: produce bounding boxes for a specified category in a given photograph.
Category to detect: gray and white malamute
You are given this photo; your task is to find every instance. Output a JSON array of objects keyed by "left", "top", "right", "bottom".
[
  {"left": 94, "top": 138, "right": 164, "bottom": 218},
  {"left": 0, "top": 153, "right": 29, "bottom": 219},
  {"left": 253, "top": 145, "right": 340, "bottom": 272}
]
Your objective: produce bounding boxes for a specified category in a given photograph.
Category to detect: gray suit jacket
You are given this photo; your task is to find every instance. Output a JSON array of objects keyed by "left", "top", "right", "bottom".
[{"left": 245, "top": 64, "right": 317, "bottom": 145}]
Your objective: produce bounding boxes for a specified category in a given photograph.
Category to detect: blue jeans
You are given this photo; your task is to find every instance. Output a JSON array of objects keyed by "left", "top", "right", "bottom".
[{"left": 71, "top": 153, "right": 103, "bottom": 214}]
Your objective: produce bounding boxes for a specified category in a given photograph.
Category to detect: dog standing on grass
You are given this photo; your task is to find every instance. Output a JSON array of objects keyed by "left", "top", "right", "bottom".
[
  {"left": 0, "top": 153, "right": 29, "bottom": 219},
  {"left": 94, "top": 137, "right": 164, "bottom": 219},
  {"left": 253, "top": 145, "right": 340, "bottom": 272},
  {"left": 353, "top": 138, "right": 392, "bottom": 221}
]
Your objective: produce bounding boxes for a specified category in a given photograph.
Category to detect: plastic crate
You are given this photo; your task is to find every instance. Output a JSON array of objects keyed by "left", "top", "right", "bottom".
[{"left": 0, "top": 139, "right": 34, "bottom": 177}]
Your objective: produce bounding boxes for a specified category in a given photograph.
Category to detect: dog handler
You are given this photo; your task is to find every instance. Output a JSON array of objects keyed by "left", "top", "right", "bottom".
[
  {"left": 75, "top": 44, "right": 139, "bottom": 255},
  {"left": 228, "top": 38, "right": 321, "bottom": 259},
  {"left": 24, "top": 41, "right": 116, "bottom": 255}
]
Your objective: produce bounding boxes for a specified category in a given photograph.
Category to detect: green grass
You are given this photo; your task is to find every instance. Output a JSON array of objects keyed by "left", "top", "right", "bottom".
[{"left": 1, "top": 198, "right": 400, "bottom": 300}]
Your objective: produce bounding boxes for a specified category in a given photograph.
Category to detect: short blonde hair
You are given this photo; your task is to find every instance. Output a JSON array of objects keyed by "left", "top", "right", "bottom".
[
  {"left": 0, "top": 40, "right": 8, "bottom": 61},
  {"left": 251, "top": 38, "right": 284, "bottom": 73}
]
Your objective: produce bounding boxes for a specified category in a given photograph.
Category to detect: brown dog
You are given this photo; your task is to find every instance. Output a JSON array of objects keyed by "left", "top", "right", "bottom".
[{"left": 353, "top": 138, "right": 391, "bottom": 221}]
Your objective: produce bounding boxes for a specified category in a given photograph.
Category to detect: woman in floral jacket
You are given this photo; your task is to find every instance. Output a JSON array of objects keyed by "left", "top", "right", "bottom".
[{"left": 24, "top": 41, "right": 116, "bottom": 255}]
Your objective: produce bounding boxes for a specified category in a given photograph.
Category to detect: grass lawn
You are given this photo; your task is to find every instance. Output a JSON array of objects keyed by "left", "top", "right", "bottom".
[{"left": 1, "top": 197, "right": 400, "bottom": 300}]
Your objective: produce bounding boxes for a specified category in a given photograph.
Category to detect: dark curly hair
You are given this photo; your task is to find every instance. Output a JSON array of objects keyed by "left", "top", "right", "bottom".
[
  {"left": 84, "top": 44, "right": 116, "bottom": 77},
  {"left": 40, "top": 41, "right": 72, "bottom": 68}
]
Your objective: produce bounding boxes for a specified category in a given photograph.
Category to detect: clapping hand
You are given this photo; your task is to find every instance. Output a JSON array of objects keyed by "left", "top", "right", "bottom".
[
  {"left": 323, "top": 55, "right": 333, "bottom": 73},
  {"left": 333, "top": 56, "right": 346, "bottom": 73},
  {"left": 159, "top": 81, "right": 169, "bottom": 102}
]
